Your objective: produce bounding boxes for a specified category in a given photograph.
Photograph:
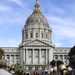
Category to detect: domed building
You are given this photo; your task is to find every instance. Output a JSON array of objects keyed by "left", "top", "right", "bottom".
[
  {"left": 19, "top": 0, "right": 54, "bottom": 70},
  {"left": 0, "top": 0, "right": 70, "bottom": 70}
]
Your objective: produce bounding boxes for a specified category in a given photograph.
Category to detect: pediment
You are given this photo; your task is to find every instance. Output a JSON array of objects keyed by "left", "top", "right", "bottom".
[{"left": 25, "top": 40, "right": 50, "bottom": 47}]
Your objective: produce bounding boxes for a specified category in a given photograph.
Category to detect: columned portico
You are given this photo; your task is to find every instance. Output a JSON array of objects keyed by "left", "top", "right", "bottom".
[{"left": 20, "top": 46, "right": 54, "bottom": 70}]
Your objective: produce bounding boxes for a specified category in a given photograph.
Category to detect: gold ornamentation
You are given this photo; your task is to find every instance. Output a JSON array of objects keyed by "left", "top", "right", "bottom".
[{"left": 33, "top": 0, "right": 40, "bottom": 13}]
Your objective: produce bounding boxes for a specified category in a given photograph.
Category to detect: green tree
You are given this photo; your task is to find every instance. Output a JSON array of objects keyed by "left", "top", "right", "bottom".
[
  {"left": 57, "top": 60, "right": 63, "bottom": 67},
  {"left": 68, "top": 46, "right": 75, "bottom": 57},
  {"left": 50, "top": 60, "right": 56, "bottom": 67},
  {"left": 0, "top": 48, "right": 4, "bottom": 60}
]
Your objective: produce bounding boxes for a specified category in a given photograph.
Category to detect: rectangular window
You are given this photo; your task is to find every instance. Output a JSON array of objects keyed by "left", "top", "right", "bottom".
[
  {"left": 46, "top": 34, "right": 47, "bottom": 38},
  {"left": 26, "top": 33, "right": 28, "bottom": 39},
  {"left": 42, "top": 67, "right": 45, "bottom": 70},
  {"left": 28, "top": 67, "right": 32, "bottom": 70},
  {"left": 41, "top": 33, "right": 43, "bottom": 38},
  {"left": 7, "top": 56, "right": 9, "bottom": 59},
  {"left": 35, "top": 67, "right": 38, "bottom": 70},
  {"left": 31, "top": 32, "right": 33, "bottom": 38},
  {"left": 36, "top": 33, "right": 38, "bottom": 38}
]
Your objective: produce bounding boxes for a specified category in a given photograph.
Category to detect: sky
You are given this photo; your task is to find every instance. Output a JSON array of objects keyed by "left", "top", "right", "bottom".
[{"left": 0, "top": 0, "right": 75, "bottom": 47}]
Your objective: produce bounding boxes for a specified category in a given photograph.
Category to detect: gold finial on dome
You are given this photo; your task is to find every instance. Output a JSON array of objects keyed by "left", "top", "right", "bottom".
[
  {"left": 33, "top": 0, "right": 41, "bottom": 13},
  {"left": 36, "top": 0, "right": 38, "bottom": 4}
]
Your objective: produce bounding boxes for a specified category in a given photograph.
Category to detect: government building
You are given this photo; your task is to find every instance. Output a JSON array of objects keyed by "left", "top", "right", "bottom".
[{"left": 1, "top": 0, "right": 71, "bottom": 70}]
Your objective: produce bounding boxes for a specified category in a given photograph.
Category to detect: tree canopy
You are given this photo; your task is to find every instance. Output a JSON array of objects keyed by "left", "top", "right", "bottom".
[
  {"left": 50, "top": 60, "right": 56, "bottom": 67},
  {"left": 68, "top": 46, "right": 75, "bottom": 57},
  {"left": 0, "top": 48, "right": 4, "bottom": 60},
  {"left": 50, "top": 60, "right": 63, "bottom": 67}
]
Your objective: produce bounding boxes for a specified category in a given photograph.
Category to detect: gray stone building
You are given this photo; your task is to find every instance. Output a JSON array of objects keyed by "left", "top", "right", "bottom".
[{"left": 1, "top": 0, "right": 71, "bottom": 70}]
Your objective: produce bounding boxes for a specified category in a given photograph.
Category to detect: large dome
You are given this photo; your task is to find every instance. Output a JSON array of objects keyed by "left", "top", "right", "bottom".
[
  {"left": 26, "top": 12, "right": 48, "bottom": 25},
  {"left": 25, "top": 0, "right": 48, "bottom": 25}
]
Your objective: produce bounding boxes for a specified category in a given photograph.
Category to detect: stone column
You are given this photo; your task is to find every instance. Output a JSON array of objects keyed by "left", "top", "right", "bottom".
[
  {"left": 12, "top": 55, "right": 14, "bottom": 64},
  {"left": 13, "top": 55, "right": 15, "bottom": 65},
  {"left": 39, "top": 49, "right": 41, "bottom": 64},
  {"left": 5, "top": 55, "right": 7, "bottom": 60},
  {"left": 58, "top": 55, "right": 60, "bottom": 60},
  {"left": 38, "top": 28, "right": 40, "bottom": 39},
  {"left": 23, "top": 49, "right": 25, "bottom": 63},
  {"left": 63, "top": 55, "right": 64, "bottom": 63},
  {"left": 9, "top": 55, "right": 11, "bottom": 66},
  {"left": 14, "top": 55, "right": 16, "bottom": 65},
  {"left": 53, "top": 55, "right": 55, "bottom": 60},
  {"left": 49, "top": 50, "right": 51, "bottom": 63},
  {"left": 48, "top": 30, "right": 49, "bottom": 40},
  {"left": 20, "top": 48, "right": 23, "bottom": 65},
  {"left": 46, "top": 49, "right": 47, "bottom": 64},
  {"left": 49, "top": 48, "right": 53, "bottom": 62},
  {"left": 28, "top": 29, "right": 29, "bottom": 38},
  {"left": 44, "top": 28, "right": 46, "bottom": 39},
  {"left": 26, "top": 49, "right": 28, "bottom": 64},
  {"left": 33, "top": 49, "right": 34, "bottom": 64},
  {"left": 24, "top": 29, "right": 26, "bottom": 41}
]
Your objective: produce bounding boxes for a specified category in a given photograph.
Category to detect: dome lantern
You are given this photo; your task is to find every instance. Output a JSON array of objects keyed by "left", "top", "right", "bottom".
[{"left": 33, "top": 0, "right": 41, "bottom": 13}]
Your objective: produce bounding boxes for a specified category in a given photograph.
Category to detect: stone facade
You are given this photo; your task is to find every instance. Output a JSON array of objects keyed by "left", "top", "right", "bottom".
[
  {"left": 0, "top": 0, "right": 71, "bottom": 70},
  {"left": 1, "top": 47, "right": 70, "bottom": 70}
]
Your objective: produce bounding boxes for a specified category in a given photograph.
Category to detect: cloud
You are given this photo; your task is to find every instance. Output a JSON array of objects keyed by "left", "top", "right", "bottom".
[
  {"left": 54, "top": 42, "right": 62, "bottom": 47},
  {"left": 0, "top": 0, "right": 75, "bottom": 47},
  {"left": 46, "top": 14, "right": 75, "bottom": 47},
  {"left": 0, "top": 39, "right": 20, "bottom": 47},
  {"left": 49, "top": 5, "right": 65, "bottom": 14},
  {"left": 0, "top": 0, "right": 32, "bottom": 25},
  {"left": 10, "top": 0, "right": 23, "bottom": 7},
  {"left": 0, "top": 5, "right": 11, "bottom": 11},
  {"left": 50, "top": 17, "right": 75, "bottom": 38},
  {"left": 0, "top": 17, "right": 24, "bottom": 25}
]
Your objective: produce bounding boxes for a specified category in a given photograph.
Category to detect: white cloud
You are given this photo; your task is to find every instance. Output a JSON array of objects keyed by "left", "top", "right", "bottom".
[
  {"left": 0, "top": 39, "right": 20, "bottom": 47},
  {"left": 46, "top": 14, "right": 75, "bottom": 47},
  {"left": 0, "top": 0, "right": 32, "bottom": 25},
  {"left": 0, "top": 0, "right": 75, "bottom": 47},
  {"left": 49, "top": 5, "right": 65, "bottom": 14},
  {"left": 0, "top": 17, "right": 24, "bottom": 25},
  {"left": 10, "top": 0, "right": 23, "bottom": 7},
  {"left": 0, "top": 5, "right": 11, "bottom": 11},
  {"left": 54, "top": 42, "right": 62, "bottom": 47}
]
